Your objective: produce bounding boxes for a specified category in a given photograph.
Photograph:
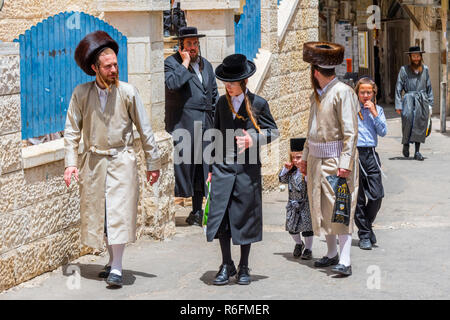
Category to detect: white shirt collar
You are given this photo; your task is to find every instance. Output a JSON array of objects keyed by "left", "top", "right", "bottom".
[
  {"left": 317, "top": 77, "right": 337, "bottom": 96},
  {"left": 95, "top": 81, "right": 108, "bottom": 95},
  {"left": 231, "top": 92, "right": 245, "bottom": 105}
]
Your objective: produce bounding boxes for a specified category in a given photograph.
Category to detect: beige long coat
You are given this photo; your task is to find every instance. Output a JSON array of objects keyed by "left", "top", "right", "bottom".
[
  {"left": 64, "top": 81, "right": 161, "bottom": 249},
  {"left": 302, "top": 79, "right": 359, "bottom": 236}
]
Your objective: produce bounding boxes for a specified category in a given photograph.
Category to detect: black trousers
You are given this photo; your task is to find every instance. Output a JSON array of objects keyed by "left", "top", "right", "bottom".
[
  {"left": 355, "top": 147, "right": 384, "bottom": 242},
  {"left": 192, "top": 164, "right": 205, "bottom": 212}
]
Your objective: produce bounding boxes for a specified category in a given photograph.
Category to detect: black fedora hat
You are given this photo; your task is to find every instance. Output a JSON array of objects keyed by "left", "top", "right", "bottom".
[
  {"left": 290, "top": 138, "right": 306, "bottom": 152},
  {"left": 405, "top": 46, "right": 425, "bottom": 54},
  {"left": 215, "top": 54, "right": 256, "bottom": 82},
  {"left": 174, "top": 26, "right": 205, "bottom": 39}
]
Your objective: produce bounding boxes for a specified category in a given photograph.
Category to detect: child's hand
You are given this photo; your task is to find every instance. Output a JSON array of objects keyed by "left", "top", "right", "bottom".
[{"left": 284, "top": 162, "right": 293, "bottom": 170}]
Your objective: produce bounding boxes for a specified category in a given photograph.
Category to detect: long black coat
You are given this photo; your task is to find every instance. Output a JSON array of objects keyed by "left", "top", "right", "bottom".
[
  {"left": 164, "top": 53, "right": 219, "bottom": 197},
  {"left": 395, "top": 65, "right": 434, "bottom": 144},
  {"left": 206, "top": 92, "right": 278, "bottom": 245}
]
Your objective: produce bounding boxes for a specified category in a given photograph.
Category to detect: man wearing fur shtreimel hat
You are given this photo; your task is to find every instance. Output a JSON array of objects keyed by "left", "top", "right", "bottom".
[
  {"left": 299, "top": 42, "right": 360, "bottom": 277},
  {"left": 64, "top": 31, "right": 161, "bottom": 288}
]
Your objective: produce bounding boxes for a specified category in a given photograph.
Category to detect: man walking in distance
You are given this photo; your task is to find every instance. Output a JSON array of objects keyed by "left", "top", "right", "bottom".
[
  {"left": 395, "top": 46, "right": 434, "bottom": 161},
  {"left": 64, "top": 31, "right": 161, "bottom": 288},
  {"left": 299, "top": 42, "right": 359, "bottom": 277},
  {"left": 164, "top": 26, "right": 219, "bottom": 226}
]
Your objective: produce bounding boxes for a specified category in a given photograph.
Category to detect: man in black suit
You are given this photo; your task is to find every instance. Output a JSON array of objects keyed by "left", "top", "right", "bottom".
[{"left": 164, "top": 26, "right": 219, "bottom": 226}]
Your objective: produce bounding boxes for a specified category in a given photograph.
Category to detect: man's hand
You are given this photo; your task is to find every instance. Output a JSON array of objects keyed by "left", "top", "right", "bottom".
[
  {"left": 64, "top": 166, "right": 79, "bottom": 187},
  {"left": 236, "top": 129, "right": 254, "bottom": 154},
  {"left": 396, "top": 109, "right": 402, "bottom": 115},
  {"left": 337, "top": 168, "right": 351, "bottom": 178},
  {"left": 179, "top": 48, "right": 191, "bottom": 69},
  {"left": 147, "top": 170, "right": 160, "bottom": 186},
  {"left": 284, "top": 162, "right": 293, "bottom": 170},
  {"left": 206, "top": 172, "right": 212, "bottom": 183},
  {"left": 299, "top": 159, "right": 307, "bottom": 175}
]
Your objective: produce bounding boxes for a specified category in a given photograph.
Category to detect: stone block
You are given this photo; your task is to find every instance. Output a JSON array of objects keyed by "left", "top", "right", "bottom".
[
  {"left": 0, "top": 94, "right": 21, "bottom": 136},
  {"left": 0, "top": 209, "right": 31, "bottom": 254},
  {"left": 183, "top": 9, "right": 234, "bottom": 37},
  {"left": 0, "top": 252, "right": 16, "bottom": 291},
  {"left": 206, "top": 37, "right": 225, "bottom": 64},
  {"left": 22, "top": 160, "right": 69, "bottom": 207},
  {"left": 0, "top": 170, "right": 26, "bottom": 213},
  {"left": 150, "top": 72, "right": 165, "bottom": 104},
  {"left": 127, "top": 42, "right": 150, "bottom": 74},
  {"left": 13, "top": 238, "right": 52, "bottom": 284},
  {"left": 48, "top": 226, "right": 81, "bottom": 269},
  {"left": 150, "top": 102, "right": 165, "bottom": 132},
  {"left": 0, "top": 54, "right": 20, "bottom": 96},
  {"left": 28, "top": 193, "right": 80, "bottom": 243},
  {"left": 150, "top": 41, "right": 164, "bottom": 73},
  {"left": 0, "top": 0, "right": 98, "bottom": 20},
  {"left": 128, "top": 74, "right": 151, "bottom": 106},
  {"left": 0, "top": 132, "right": 23, "bottom": 175}
]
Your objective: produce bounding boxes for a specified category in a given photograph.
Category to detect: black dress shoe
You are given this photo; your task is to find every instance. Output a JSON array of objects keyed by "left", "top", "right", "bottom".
[
  {"left": 186, "top": 210, "right": 203, "bottom": 226},
  {"left": 213, "top": 263, "right": 237, "bottom": 285},
  {"left": 403, "top": 144, "right": 410, "bottom": 158},
  {"left": 331, "top": 264, "right": 352, "bottom": 276},
  {"left": 98, "top": 265, "right": 111, "bottom": 278},
  {"left": 106, "top": 273, "right": 123, "bottom": 287},
  {"left": 359, "top": 238, "right": 372, "bottom": 250},
  {"left": 314, "top": 254, "right": 339, "bottom": 268},
  {"left": 370, "top": 233, "right": 377, "bottom": 245},
  {"left": 414, "top": 152, "right": 424, "bottom": 161},
  {"left": 293, "top": 242, "right": 304, "bottom": 258},
  {"left": 301, "top": 249, "right": 313, "bottom": 260},
  {"left": 237, "top": 265, "right": 251, "bottom": 285}
]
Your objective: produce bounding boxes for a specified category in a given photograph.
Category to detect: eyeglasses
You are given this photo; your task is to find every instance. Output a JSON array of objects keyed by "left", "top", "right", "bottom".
[{"left": 184, "top": 41, "right": 200, "bottom": 48}]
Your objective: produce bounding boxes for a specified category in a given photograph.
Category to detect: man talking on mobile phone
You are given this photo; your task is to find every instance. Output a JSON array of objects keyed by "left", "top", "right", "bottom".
[{"left": 164, "top": 26, "right": 219, "bottom": 227}]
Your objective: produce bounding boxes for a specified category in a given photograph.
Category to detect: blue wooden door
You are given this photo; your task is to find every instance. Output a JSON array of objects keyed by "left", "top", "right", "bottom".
[
  {"left": 234, "top": 0, "right": 261, "bottom": 61},
  {"left": 15, "top": 12, "right": 128, "bottom": 140}
]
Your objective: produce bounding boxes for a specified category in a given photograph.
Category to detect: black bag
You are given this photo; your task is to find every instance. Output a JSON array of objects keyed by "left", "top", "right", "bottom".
[{"left": 326, "top": 175, "right": 351, "bottom": 226}]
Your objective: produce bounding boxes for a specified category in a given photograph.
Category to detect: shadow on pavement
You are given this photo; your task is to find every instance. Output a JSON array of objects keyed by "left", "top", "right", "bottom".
[
  {"left": 388, "top": 156, "right": 418, "bottom": 160},
  {"left": 199, "top": 271, "right": 268, "bottom": 286},
  {"left": 62, "top": 263, "right": 157, "bottom": 288},
  {"left": 273, "top": 252, "right": 350, "bottom": 278}
]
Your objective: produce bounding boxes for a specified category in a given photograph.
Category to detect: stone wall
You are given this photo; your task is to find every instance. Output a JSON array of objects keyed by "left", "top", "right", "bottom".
[
  {"left": 0, "top": 0, "right": 100, "bottom": 42},
  {"left": 0, "top": 43, "right": 175, "bottom": 292},
  {"left": 181, "top": 0, "right": 240, "bottom": 93},
  {"left": 258, "top": 0, "right": 318, "bottom": 191}
]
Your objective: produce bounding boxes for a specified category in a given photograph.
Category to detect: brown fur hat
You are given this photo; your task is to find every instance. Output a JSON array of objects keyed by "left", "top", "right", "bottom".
[
  {"left": 303, "top": 41, "right": 344, "bottom": 67},
  {"left": 75, "top": 31, "right": 119, "bottom": 76}
]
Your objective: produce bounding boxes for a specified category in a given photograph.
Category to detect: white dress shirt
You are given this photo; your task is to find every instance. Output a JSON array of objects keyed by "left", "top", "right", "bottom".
[
  {"left": 231, "top": 92, "right": 245, "bottom": 119},
  {"left": 317, "top": 77, "right": 338, "bottom": 97},
  {"left": 95, "top": 82, "right": 108, "bottom": 113},
  {"left": 190, "top": 58, "right": 203, "bottom": 83}
]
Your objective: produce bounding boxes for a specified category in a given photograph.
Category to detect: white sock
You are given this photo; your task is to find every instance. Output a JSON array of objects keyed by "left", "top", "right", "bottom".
[
  {"left": 325, "top": 235, "right": 338, "bottom": 258},
  {"left": 304, "top": 236, "right": 313, "bottom": 251},
  {"left": 338, "top": 234, "right": 352, "bottom": 267},
  {"left": 110, "top": 244, "right": 125, "bottom": 276},
  {"left": 104, "top": 234, "right": 113, "bottom": 266},
  {"left": 291, "top": 233, "right": 303, "bottom": 245}
]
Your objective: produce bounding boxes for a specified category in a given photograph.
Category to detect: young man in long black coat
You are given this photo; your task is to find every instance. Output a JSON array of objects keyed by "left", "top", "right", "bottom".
[
  {"left": 164, "top": 27, "right": 219, "bottom": 226},
  {"left": 206, "top": 54, "right": 278, "bottom": 285}
]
